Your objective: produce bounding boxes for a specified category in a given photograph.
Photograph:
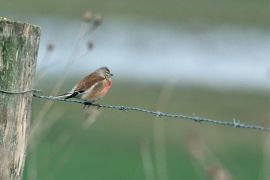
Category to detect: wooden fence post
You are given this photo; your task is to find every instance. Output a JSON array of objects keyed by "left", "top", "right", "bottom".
[{"left": 0, "top": 17, "right": 40, "bottom": 180}]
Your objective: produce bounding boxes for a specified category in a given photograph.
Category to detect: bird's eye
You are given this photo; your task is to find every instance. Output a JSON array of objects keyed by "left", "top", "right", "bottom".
[{"left": 105, "top": 71, "right": 110, "bottom": 78}]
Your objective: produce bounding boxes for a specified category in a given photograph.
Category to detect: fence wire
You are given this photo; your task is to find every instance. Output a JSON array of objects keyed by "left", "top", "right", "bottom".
[{"left": 1, "top": 89, "right": 269, "bottom": 132}]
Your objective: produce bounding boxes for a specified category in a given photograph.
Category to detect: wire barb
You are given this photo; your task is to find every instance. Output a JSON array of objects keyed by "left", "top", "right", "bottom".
[{"left": 233, "top": 119, "right": 241, "bottom": 128}]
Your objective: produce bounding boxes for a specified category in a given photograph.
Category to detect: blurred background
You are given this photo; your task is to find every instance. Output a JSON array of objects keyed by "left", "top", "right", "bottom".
[{"left": 1, "top": 0, "right": 270, "bottom": 179}]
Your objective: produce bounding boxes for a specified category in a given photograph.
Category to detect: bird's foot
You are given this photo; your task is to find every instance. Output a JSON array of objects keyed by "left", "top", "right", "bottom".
[
  {"left": 83, "top": 101, "right": 93, "bottom": 108},
  {"left": 96, "top": 104, "right": 102, "bottom": 110}
]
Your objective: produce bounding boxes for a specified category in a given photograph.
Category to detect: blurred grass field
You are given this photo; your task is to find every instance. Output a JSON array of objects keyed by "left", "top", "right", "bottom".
[
  {"left": 1, "top": 0, "right": 269, "bottom": 27},
  {"left": 23, "top": 78, "right": 269, "bottom": 180}
]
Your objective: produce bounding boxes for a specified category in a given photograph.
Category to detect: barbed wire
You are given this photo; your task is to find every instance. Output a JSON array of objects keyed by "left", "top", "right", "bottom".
[
  {"left": 33, "top": 93, "right": 270, "bottom": 132},
  {"left": 0, "top": 89, "right": 41, "bottom": 94},
  {"left": 1, "top": 89, "right": 269, "bottom": 132}
]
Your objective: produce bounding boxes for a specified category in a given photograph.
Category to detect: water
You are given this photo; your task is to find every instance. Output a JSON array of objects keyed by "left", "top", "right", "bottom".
[{"left": 35, "top": 18, "right": 270, "bottom": 90}]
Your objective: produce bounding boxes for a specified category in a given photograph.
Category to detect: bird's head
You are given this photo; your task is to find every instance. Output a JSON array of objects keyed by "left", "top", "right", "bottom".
[{"left": 96, "top": 67, "right": 113, "bottom": 79}]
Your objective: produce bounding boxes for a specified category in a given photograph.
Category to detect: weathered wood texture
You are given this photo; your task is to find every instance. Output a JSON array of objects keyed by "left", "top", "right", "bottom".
[{"left": 0, "top": 18, "right": 40, "bottom": 180}]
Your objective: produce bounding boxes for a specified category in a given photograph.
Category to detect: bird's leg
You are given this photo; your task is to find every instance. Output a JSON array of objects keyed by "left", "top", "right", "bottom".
[
  {"left": 83, "top": 100, "right": 93, "bottom": 108},
  {"left": 96, "top": 103, "right": 102, "bottom": 110},
  {"left": 91, "top": 99, "right": 102, "bottom": 110}
]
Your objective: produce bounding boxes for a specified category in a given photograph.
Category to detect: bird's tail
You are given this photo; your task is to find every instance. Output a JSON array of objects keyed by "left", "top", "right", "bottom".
[{"left": 55, "top": 92, "right": 78, "bottom": 99}]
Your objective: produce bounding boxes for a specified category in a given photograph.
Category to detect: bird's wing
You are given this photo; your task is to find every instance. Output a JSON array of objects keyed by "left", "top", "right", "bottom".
[
  {"left": 64, "top": 73, "right": 105, "bottom": 100},
  {"left": 74, "top": 74, "right": 105, "bottom": 93}
]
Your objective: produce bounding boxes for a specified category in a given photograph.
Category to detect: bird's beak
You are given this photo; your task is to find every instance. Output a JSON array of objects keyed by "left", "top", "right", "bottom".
[{"left": 110, "top": 73, "right": 114, "bottom": 77}]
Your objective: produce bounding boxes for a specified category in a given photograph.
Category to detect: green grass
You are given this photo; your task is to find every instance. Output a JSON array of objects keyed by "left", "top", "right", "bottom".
[
  {"left": 1, "top": 0, "right": 270, "bottom": 27},
  {"left": 23, "top": 79, "right": 269, "bottom": 180}
]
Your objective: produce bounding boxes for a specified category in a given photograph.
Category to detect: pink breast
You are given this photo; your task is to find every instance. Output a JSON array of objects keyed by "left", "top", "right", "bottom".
[{"left": 103, "top": 80, "right": 112, "bottom": 93}]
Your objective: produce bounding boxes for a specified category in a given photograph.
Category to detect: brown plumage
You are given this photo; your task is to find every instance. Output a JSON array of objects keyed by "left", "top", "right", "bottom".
[
  {"left": 57, "top": 67, "right": 113, "bottom": 101},
  {"left": 74, "top": 75, "right": 105, "bottom": 93}
]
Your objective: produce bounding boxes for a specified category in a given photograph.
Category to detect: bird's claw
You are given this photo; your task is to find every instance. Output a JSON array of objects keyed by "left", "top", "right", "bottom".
[
  {"left": 96, "top": 104, "right": 102, "bottom": 110},
  {"left": 83, "top": 101, "right": 102, "bottom": 110},
  {"left": 83, "top": 101, "right": 93, "bottom": 108}
]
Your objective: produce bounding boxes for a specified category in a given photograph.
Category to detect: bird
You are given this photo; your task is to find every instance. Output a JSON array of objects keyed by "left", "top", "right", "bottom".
[{"left": 57, "top": 67, "right": 113, "bottom": 105}]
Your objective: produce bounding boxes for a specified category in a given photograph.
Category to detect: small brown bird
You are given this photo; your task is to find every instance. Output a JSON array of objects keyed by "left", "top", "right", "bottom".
[{"left": 58, "top": 67, "right": 113, "bottom": 103}]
